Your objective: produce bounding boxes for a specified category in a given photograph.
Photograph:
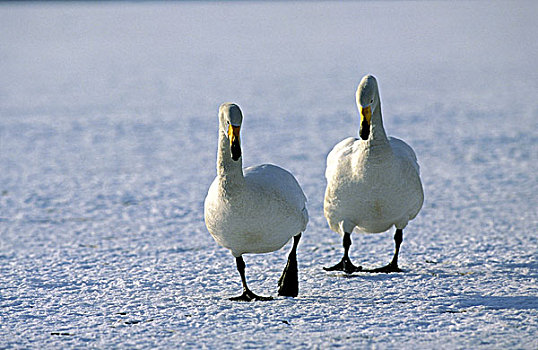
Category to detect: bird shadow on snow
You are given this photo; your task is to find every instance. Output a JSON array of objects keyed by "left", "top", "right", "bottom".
[
  {"left": 323, "top": 271, "right": 406, "bottom": 281},
  {"left": 456, "top": 295, "right": 538, "bottom": 311}
]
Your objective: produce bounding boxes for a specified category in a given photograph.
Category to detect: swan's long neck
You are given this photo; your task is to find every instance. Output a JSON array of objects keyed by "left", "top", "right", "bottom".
[
  {"left": 217, "top": 127, "right": 244, "bottom": 185},
  {"left": 366, "top": 102, "right": 389, "bottom": 146}
]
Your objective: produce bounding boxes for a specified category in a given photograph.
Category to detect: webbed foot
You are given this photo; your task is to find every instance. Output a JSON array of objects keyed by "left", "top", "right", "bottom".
[
  {"left": 278, "top": 233, "right": 301, "bottom": 297},
  {"left": 230, "top": 289, "right": 273, "bottom": 302},
  {"left": 363, "top": 229, "right": 404, "bottom": 273},
  {"left": 362, "top": 261, "right": 402, "bottom": 273},
  {"left": 324, "top": 256, "right": 362, "bottom": 274}
]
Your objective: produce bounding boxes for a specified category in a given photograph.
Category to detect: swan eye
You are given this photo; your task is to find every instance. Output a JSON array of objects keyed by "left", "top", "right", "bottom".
[{"left": 370, "top": 99, "right": 374, "bottom": 104}]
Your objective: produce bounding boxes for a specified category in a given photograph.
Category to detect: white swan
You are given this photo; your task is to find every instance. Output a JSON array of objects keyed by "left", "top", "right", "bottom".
[
  {"left": 204, "top": 103, "right": 308, "bottom": 301},
  {"left": 324, "top": 75, "right": 424, "bottom": 274}
]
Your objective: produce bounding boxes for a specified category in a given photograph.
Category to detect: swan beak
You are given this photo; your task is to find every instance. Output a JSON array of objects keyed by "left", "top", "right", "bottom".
[
  {"left": 228, "top": 125, "right": 241, "bottom": 161},
  {"left": 359, "top": 106, "right": 371, "bottom": 140}
]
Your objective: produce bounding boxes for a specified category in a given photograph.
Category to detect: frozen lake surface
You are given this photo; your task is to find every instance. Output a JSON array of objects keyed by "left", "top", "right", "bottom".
[{"left": 1, "top": 1, "right": 537, "bottom": 348}]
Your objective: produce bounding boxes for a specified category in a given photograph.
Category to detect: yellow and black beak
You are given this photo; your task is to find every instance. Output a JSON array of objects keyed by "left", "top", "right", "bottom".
[
  {"left": 228, "top": 124, "right": 241, "bottom": 161},
  {"left": 359, "top": 105, "right": 371, "bottom": 140}
]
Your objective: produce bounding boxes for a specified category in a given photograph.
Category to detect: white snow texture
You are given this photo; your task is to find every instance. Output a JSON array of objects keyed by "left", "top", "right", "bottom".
[{"left": 1, "top": 1, "right": 537, "bottom": 349}]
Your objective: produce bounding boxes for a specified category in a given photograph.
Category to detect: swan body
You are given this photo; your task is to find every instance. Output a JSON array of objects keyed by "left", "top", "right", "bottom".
[
  {"left": 324, "top": 75, "right": 423, "bottom": 273},
  {"left": 205, "top": 163, "right": 308, "bottom": 257},
  {"left": 204, "top": 103, "right": 308, "bottom": 300},
  {"left": 324, "top": 136, "right": 422, "bottom": 234}
]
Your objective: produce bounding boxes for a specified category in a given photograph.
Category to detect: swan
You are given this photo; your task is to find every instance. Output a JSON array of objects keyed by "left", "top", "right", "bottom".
[
  {"left": 324, "top": 75, "right": 424, "bottom": 274},
  {"left": 204, "top": 103, "right": 308, "bottom": 301}
]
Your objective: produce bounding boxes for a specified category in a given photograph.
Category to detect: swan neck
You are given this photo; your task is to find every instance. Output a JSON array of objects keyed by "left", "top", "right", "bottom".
[
  {"left": 217, "top": 129, "right": 244, "bottom": 181},
  {"left": 370, "top": 105, "right": 388, "bottom": 144}
]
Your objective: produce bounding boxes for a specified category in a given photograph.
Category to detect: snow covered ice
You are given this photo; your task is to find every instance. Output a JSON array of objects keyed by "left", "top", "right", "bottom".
[{"left": 1, "top": 1, "right": 537, "bottom": 348}]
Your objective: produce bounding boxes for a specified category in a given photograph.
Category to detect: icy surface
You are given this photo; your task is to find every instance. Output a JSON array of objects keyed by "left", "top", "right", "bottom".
[{"left": 1, "top": 1, "right": 537, "bottom": 348}]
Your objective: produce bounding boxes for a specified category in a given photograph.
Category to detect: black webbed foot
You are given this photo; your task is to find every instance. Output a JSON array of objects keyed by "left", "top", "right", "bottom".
[
  {"left": 362, "top": 229, "right": 404, "bottom": 273},
  {"left": 278, "top": 233, "right": 301, "bottom": 297},
  {"left": 230, "top": 256, "right": 273, "bottom": 301},
  {"left": 362, "top": 261, "right": 402, "bottom": 273},
  {"left": 230, "top": 289, "right": 273, "bottom": 302},
  {"left": 324, "top": 256, "right": 362, "bottom": 274},
  {"left": 324, "top": 232, "right": 362, "bottom": 274},
  {"left": 278, "top": 260, "right": 298, "bottom": 297}
]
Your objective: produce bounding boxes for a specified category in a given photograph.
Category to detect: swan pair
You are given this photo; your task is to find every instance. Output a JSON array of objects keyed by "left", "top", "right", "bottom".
[{"left": 204, "top": 75, "right": 424, "bottom": 301}]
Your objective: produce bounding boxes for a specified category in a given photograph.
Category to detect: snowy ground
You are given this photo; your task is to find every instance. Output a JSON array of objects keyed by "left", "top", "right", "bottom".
[{"left": 1, "top": 1, "right": 537, "bottom": 348}]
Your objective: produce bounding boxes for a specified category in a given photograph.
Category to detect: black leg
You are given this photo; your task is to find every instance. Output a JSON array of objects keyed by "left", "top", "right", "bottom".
[
  {"left": 278, "top": 233, "right": 302, "bottom": 297},
  {"left": 230, "top": 256, "right": 273, "bottom": 301},
  {"left": 324, "top": 232, "right": 362, "bottom": 274},
  {"left": 363, "top": 229, "right": 403, "bottom": 273}
]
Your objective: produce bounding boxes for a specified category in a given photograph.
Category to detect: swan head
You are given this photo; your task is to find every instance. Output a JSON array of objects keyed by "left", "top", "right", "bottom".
[
  {"left": 356, "top": 74, "right": 380, "bottom": 140},
  {"left": 219, "top": 103, "right": 243, "bottom": 161}
]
